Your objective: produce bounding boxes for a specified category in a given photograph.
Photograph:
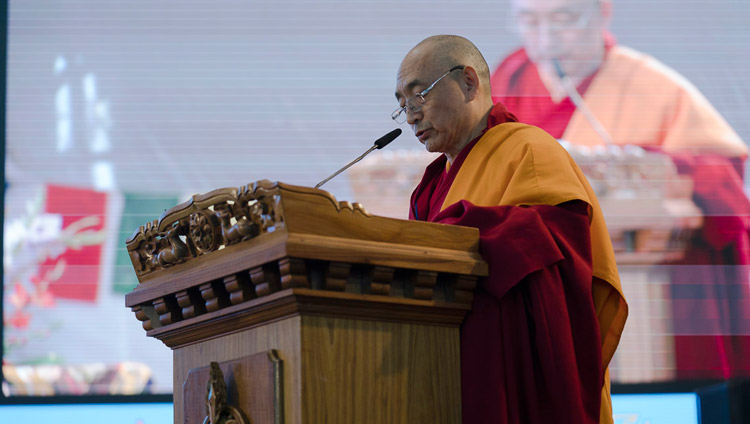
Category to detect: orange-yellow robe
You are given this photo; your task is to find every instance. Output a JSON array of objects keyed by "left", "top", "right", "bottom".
[
  {"left": 491, "top": 42, "right": 750, "bottom": 380},
  {"left": 491, "top": 43, "right": 747, "bottom": 156},
  {"left": 410, "top": 109, "right": 627, "bottom": 423}
]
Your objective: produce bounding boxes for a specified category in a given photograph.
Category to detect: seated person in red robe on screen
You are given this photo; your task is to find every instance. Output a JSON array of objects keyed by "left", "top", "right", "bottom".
[
  {"left": 394, "top": 34, "right": 627, "bottom": 424},
  {"left": 491, "top": 0, "right": 750, "bottom": 380}
]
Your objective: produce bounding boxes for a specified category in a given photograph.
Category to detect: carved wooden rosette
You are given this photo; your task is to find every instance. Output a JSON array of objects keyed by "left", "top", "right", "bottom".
[
  {"left": 125, "top": 180, "right": 487, "bottom": 347},
  {"left": 125, "top": 181, "right": 488, "bottom": 424},
  {"left": 126, "top": 181, "right": 283, "bottom": 277}
]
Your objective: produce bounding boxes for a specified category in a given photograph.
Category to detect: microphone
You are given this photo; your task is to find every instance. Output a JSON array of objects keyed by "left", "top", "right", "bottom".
[
  {"left": 552, "top": 58, "right": 614, "bottom": 146},
  {"left": 315, "top": 128, "right": 402, "bottom": 189}
]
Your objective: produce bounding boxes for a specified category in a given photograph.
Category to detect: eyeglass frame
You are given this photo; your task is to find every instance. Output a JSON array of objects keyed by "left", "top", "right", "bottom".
[
  {"left": 509, "top": 4, "right": 599, "bottom": 34},
  {"left": 391, "top": 65, "right": 465, "bottom": 124}
]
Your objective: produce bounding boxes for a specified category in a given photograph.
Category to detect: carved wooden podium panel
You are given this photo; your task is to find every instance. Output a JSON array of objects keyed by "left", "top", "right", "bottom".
[
  {"left": 125, "top": 181, "right": 487, "bottom": 423},
  {"left": 184, "top": 352, "right": 281, "bottom": 424}
]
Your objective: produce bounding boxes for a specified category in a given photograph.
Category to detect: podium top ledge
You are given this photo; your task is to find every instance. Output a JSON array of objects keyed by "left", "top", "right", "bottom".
[{"left": 125, "top": 180, "right": 485, "bottom": 284}]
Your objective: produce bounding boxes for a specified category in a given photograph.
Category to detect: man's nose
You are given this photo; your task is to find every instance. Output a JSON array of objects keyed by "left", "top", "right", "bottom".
[
  {"left": 406, "top": 108, "right": 421, "bottom": 126},
  {"left": 537, "top": 22, "right": 554, "bottom": 54},
  {"left": 535, "top": 21, "right": 559, "bottom": 57}
]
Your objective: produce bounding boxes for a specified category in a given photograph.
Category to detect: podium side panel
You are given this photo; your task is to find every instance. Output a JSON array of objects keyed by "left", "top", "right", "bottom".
[
  {"left": 300, "top": 316, "right": 461, "bottom": 424},
  {"left": 174, "top": 316, "right": 301, "bottom": 424}
]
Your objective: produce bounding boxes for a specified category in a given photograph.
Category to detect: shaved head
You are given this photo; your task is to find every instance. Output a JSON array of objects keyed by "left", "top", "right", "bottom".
[
  {"left": 395, "top": 35, "right": 494, "bottom": 163},
  {"left": 402, "top": 35, "right": 492, "bottom": 97},
  {"left": 511, "top": 0, "right": 611, "bottom": 82}
]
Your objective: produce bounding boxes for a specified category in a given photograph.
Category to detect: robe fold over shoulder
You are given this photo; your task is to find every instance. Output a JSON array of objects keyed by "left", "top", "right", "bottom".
[
  {"left": 437, "top": 200, "right": 602, "bottom": 423},
  {"left": 491, "top": 39, "right": 750, "bottom": 379},
  {"left": 410, "top": 112, "right": 627, "bottom": 423}
]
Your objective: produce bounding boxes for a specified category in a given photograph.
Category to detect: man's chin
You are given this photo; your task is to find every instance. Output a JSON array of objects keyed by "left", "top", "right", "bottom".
[
  {"left": 535, "top": 58, "right": 560, "bottom": 71},
  {"left": 423, "top": 136, "right": 440, "bottom": 150}
]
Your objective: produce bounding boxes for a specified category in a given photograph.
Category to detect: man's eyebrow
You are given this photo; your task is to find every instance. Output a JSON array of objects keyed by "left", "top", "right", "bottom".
[
  {"left": 517, "top": 7, "right": 577, "bottom": 13},
  {"left": 395, "top": 79, "right": 423, "bottom": 101}
]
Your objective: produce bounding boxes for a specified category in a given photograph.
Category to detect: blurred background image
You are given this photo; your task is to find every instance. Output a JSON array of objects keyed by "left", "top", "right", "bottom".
[{"left": 3, "top": 0, "right": 749, "bottom": 421}]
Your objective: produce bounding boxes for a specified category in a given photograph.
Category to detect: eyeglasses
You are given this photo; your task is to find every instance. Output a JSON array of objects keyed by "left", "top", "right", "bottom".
[
  {"left": 391, "top": 65, "right": 464, "bottom": 124},
  {"left": 511, "top": 6, "right": 597, "bottom": 33}
]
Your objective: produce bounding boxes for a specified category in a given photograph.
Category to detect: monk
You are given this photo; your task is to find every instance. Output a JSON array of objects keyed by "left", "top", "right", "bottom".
[
  {"left": 491, "top": 0, "right": 750, "bottom": 380},
  {"left": 396, "top": 35, "right": 627, "bottom": 424}
]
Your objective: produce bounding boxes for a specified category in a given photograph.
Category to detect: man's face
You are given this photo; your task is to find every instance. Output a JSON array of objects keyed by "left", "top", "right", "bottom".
[
  {"left": 511, "top": 0, "right": 607, "bottom": 79},
  {"left": 395, "top": 57, "right": 470, "bottom": 156}
]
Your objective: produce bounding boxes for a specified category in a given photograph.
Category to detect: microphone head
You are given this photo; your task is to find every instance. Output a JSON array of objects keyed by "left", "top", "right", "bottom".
[{"left": 374, "top": 128, "right": 402, "bottom": 149}]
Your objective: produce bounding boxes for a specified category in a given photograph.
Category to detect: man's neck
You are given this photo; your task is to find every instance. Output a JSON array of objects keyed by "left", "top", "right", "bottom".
[
  {"left": 538, "top": 64, "right": 569, "bottom": 103},
  {"left": 537, "top": 59, "right": 603, "bottom": 104},
  {"left": 445, "top": 105, "right": 493, "bottom": 164}
]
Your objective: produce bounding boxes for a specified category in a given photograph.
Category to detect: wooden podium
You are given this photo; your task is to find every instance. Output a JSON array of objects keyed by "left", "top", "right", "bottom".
[{"left": 125, "top": 181, "right": 487, "bottom": 423}]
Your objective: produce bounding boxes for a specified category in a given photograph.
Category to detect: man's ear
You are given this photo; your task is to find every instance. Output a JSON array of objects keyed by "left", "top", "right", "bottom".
[{"left": 462, "top": 66, "right": 481, "bottom": 101}]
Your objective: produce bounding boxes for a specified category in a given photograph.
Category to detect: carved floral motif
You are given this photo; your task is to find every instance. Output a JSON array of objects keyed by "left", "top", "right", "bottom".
[
  {"left": 203, "top": 362, "right": 248, "bottom": 424},
  {"left": 126, "top": 181, "right": 285, "bottom": 277},
  {"left": 190, "top": 210, "right": 221, "bottom": 253}
]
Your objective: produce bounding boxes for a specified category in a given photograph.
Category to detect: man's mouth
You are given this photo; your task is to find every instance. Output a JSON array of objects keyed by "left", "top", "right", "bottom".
[{"left": 416, "top": 129, "right": 431, "bottom": 143}]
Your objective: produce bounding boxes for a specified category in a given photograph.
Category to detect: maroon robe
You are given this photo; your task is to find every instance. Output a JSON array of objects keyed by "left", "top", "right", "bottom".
[
  {"left": 409, "top": 105, "right": 604, "bottom": 423},
  {"left": 491, "top": 41, "right": 750, "bottom": 379}
]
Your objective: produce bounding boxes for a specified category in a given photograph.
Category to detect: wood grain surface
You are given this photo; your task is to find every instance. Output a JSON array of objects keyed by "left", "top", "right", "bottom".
[
  {"left": 125, "top": 181, "right": 481, "bottom": 423},
  {"left": 183, "top": 351, "right": 282, "bottom": 424},
  {"left": 300, "top": 315, "right": 461, "bottom": 423},
  {"left": 174, "top": 317, "right": 302, "bottom": 424}
]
